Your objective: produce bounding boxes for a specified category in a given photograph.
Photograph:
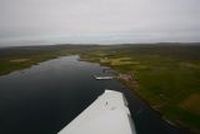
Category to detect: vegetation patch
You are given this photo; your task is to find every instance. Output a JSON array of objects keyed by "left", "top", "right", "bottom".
[
  {"left": 9, "top": 58, "right": 29, "bottom": 63},
  {"left": 181, "top": 93, "right": 200, "bottom": 115}
]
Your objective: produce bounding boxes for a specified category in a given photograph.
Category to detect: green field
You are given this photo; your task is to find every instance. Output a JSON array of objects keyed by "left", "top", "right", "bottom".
[
  {"left": 0, "top": 44, "right": 200, "bottom": 133},
  {"left": 0, "top": 45, "right": 87, "bottom": 75}
]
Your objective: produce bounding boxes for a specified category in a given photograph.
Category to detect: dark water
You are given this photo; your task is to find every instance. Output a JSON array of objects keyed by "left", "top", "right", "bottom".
[{"left": 0, "top": 56, "right": 185, "bottom": 134}]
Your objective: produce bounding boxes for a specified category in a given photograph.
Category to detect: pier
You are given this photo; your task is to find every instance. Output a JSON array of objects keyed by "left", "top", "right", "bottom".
[{"left": 93, "top": 75, "right": 116, "bottom": 80}]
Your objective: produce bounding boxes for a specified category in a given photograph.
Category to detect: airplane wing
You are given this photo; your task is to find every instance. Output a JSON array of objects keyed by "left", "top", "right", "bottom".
[{"left": 58, "top": 90, "right": 136, "bottom": 134}]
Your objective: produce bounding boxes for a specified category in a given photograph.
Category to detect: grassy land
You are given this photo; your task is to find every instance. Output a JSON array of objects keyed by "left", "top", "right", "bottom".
[
  {"left": 0, "top": 45, "right": 90, "bottom": 75},
  {"left": 0, "top": 44, "right": 200, "bottom": 133},
  {"left": 79, "top": 44, "right": 200, "bottom": 133}
]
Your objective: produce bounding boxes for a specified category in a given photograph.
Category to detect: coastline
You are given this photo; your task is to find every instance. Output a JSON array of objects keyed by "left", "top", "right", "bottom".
[
  {"left": 0, "top": 54, "right": 196, "bottom": 133},
  {"left": 0, "top": 45, "right": 199, "bottom": 133},
  {"left": 79, "top": 56, "right": 194, "bottom": 134}
]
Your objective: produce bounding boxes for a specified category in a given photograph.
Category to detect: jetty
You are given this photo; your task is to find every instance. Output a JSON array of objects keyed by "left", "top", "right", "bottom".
[{"left": 93, "top": 75, "right": 116, "bottom": 80}]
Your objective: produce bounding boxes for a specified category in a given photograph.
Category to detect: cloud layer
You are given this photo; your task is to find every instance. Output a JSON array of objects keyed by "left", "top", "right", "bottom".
[{"left": 0, "top": 0, "right": 199, "bottom": 45}]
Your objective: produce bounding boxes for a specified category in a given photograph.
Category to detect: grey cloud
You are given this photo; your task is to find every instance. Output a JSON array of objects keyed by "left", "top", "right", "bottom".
[{"left": 0, "top": 0, "right": 200, "bottom": 46}]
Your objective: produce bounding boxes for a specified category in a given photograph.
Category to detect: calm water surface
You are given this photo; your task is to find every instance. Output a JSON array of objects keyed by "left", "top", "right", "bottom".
[{"left": 0, "top": 56, "right": 185, "bottom": 134}]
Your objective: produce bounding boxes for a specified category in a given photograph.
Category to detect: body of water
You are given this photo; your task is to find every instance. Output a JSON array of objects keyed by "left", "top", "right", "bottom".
[{"left": 0, "top": 56, "right": 186, "bottom": 134}]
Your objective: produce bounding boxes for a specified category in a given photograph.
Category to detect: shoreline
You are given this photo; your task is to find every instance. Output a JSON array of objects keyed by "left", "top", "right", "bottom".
[
  {"left": 0, "top": 51, "right": 198, "bottom": 133},
  {"left": 79, "top": 56, "right": 192, "bottom": 134}
]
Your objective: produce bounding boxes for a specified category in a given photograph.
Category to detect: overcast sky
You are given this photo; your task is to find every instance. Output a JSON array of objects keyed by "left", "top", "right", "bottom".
[{"left": 0, "top": 0, "right": 200, "bottom": 46}]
